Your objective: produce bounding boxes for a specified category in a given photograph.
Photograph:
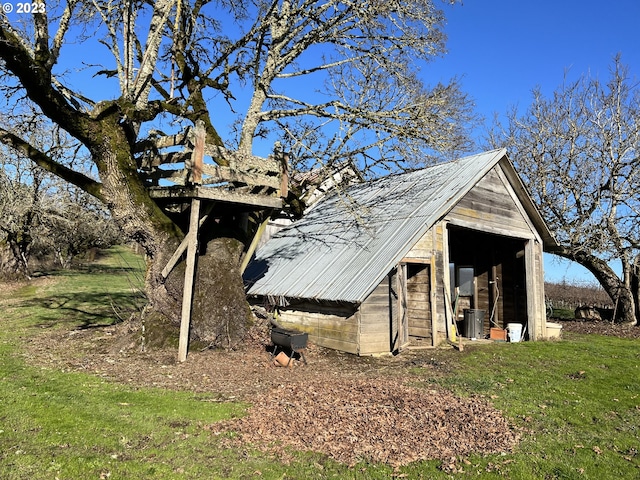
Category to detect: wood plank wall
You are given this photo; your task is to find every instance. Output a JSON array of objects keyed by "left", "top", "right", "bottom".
[
  {"left": 447, "top": 168, "right": 535, "bottom": 240},
  {"left": 277, "top": 302, "right": 360, "bottom": 354},
  {"left": 359, "top": 274, "right": 394, "bottom": 355}
]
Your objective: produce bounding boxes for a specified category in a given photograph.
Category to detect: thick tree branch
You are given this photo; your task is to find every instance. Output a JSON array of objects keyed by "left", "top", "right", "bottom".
[
  {"left": 0, "top": 128, "right": 103, "bottom": 201},
  {"left": 0, "top": 25, "right": 90, "bottom": 142},
  {"left": 50, "top": 1, "right": 78, "bottom": 67}
]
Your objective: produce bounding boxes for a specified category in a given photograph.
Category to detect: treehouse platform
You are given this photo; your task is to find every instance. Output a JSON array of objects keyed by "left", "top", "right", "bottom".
[{"left": 137, "top": 120, "right": 287, "bottom": 211}]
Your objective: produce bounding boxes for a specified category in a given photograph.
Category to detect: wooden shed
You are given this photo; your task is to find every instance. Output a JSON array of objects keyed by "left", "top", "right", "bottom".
[{"left": 244, "top": 149, "right": 557, "bottom": 355}]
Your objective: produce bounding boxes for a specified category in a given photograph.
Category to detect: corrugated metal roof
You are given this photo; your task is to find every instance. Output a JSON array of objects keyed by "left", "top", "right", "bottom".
[{"left": 244, "top": 149, "right": 512, "bottom": 303}]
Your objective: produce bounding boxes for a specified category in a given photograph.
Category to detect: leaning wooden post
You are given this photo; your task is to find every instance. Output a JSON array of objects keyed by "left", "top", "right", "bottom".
[
  {"left": 239, "top": 214, "right": 271, "bottom": 274},
  {"left": 161, "top": 205, "right": 214, "bottom": 280},
  {"left": 178, "top": 198, "right": 201, "bottom": 362},
  {"left": 190, "top": 120, "right": 205, "bottom": 185}
]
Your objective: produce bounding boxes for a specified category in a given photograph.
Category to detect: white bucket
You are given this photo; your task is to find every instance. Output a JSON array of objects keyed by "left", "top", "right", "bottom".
[{"left": 507, "top": 323, "right": 523, "bottom": 342}]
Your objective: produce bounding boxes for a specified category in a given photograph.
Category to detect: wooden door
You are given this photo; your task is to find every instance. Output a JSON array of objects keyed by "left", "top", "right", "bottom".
[{"left": 406, "top": 263, "right": 432, "bottom": 339}]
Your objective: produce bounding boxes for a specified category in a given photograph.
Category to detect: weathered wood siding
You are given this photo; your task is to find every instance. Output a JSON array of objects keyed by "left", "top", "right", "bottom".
[
  {"left": 446, "top": 168, "right": 536, "bottom": 239},
  {"left": 405, "top": 228, "right": 434, "bottom": 260},
  {"left": 359, "top": 274, "right": 394, "bottom": 355},
  {"left": 526, "top": 239, "right": 547, "bottom": 340},
  {"left": 276, "top": 301, "right": 360, "bottom": 354},
  {"left": 276, "top": 275, "right": 400, "bottom": 355}
]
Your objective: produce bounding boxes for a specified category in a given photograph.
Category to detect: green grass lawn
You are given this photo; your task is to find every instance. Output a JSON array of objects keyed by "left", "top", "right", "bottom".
[
  {"left": 1, "top": 246, "right": 640, "bottom": 479},
  {"left": 419, "top": 338, "right": 640, "bottom": 478}
]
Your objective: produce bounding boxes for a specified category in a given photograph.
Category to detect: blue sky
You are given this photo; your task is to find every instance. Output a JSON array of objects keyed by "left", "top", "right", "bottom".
[
  {"left": 425, "top": 0, "right": 640, "bottom": 284},
  {"left": 433, "top": 0, "right": 640, "bottom": 127}
]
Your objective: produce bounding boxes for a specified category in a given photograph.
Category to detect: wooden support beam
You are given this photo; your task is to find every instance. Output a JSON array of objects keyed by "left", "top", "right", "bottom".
[
  {"left": 143, "top": 168, "right": 188, "bottom": 186},
  {"left": 190, "top": 121, "right": 205, "bottom": 185},
  {"left": 178, "top": 198, "right": 201, "bottom": 362},
  {"left": 148, "top": 185, "right": 282, "bottom": 209},
  {"left": 491, "top": 263, "right": 499, "bottom": 326},
  {"left": 203, "top": 145, "right": 281, "bottom": 174},
  {"left": 200, "top": 164, "right": 281, "bottom": 189},
  {"left": 162, "top": 239, "right": 189, "bottom": 280},
  {"left": 525, "top": 239, "right": 543, "bottom": 340},
  {"left": 161, "top": 209, "right": 212, "bottom": 279},
  {"left": 240, "top": 214, "right": 271, "bottom": 274},
  {"left": 134, "top": 129, "right": 190, "bottom": 153}
]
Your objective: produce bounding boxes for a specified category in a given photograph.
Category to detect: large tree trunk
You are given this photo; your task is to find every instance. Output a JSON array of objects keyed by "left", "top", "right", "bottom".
[
  {"left": 147, "top": 235, "right": 253, "bottom": 351},
  {"left": 90, "top": 120, "right": 252, "bottom": 351},
  {"left": 556, "top": 249, "right": 637, "bottom": 325}
]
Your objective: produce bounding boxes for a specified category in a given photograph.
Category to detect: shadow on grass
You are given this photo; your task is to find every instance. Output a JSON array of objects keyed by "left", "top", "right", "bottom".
[
  {"left": 18, "top": 290, "right": 146, "bottom": 330},
  {"left": 35, "top": 263, "right": 144, "bottom": 278}
]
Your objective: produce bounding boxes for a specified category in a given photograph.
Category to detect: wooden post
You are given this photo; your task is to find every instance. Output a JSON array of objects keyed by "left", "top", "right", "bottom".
[
  {"left": 525, "top": 239, "right": 543, "bottom": 341},
  {"left": 190, "top": 120, "right": 205, "bottom": 185},
  {"left": 430, "top": 226, "right": 440, "bottom": 345},
  {"left": 440, "top": 222, "right": 456, "bottom": 346},
  {"left": 491, "top": 263, "right": 500, "bottom": 326},
  {"left": 396, "top": 263, "right": 408, "bottom": 351},
  {"left": 178, "top": 198, "right": 201, "bottom": 362},
  {"left": 279, "top": 153, "right": 289, "bottom": 198},
  {"left": 240, "top": 214, "right": 271, "bottom": 274}
]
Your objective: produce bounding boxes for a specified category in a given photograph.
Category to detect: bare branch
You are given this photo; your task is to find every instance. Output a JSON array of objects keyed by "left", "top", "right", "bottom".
[{"left": 0, "top": 127, "right": 103, "bottom": 200}]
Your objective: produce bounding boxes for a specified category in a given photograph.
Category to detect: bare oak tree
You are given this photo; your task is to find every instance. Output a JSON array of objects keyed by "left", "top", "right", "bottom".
[
  {"left": 489, "top": 56, "right": 640, "bottom": 324},
  {"left": 0, "top": 155, "right": 48, "bottom": 277},
  {"left": 0, "top": 0, "right": 476, "bottom": 348}
]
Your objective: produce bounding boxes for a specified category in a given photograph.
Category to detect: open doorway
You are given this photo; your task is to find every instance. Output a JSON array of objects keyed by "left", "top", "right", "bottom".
[{"left": 448, "top": 225, "right": 528, "bottom": 338}]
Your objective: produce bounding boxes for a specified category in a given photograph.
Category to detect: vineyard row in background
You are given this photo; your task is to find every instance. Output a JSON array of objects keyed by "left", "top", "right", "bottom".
[{"left": 545, "top": 281, "right": 615, "bottom": 321}]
